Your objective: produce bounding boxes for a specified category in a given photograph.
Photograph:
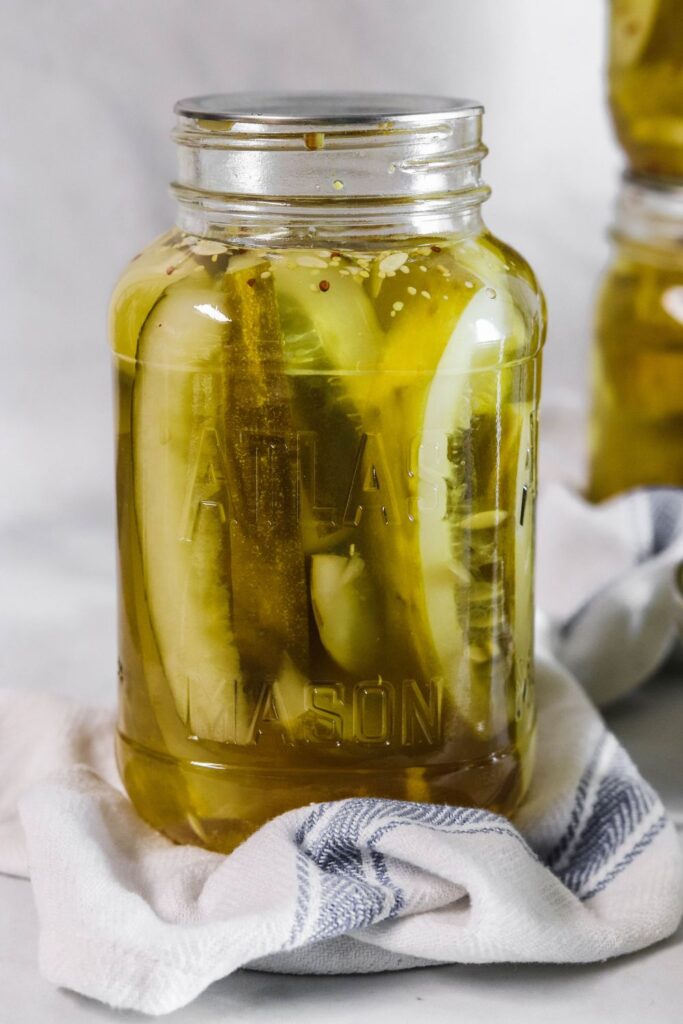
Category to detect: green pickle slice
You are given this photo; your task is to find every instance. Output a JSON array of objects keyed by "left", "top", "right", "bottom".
[
  {"left": 110, "top": 231, "right": 198, "bottom": 366},
  {"left": 219, "top": 265, "right": 309, "bottom": 701},
  {"left": 310, "top": 551, "right": 380, "bottom": 676},
  {"left": 133, "top": 264, "right": 309, "bottom": 746},
  {"left": 133, "top": 272, "right": 246, "bottom": 743},
  {"left": 609, "top": 0, "right": 683, "bottom": 175},
  {"left": 611, "top": 0, "right": 660, "bottom": 67}
]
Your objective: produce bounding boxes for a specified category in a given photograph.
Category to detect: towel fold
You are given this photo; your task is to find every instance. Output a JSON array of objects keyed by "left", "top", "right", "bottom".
[
  {"left": 1, "top": 485, "right": 682, "bottom": 1016},
  {"left": 538, "top": 485, "right": 683, "bottom": 704}
]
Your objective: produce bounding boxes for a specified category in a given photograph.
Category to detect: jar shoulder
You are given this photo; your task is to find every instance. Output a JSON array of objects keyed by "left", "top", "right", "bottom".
[
  {"left": 454, "top": 229, "right": 547, "bottom": 359},
  {"left": 480, "top": 231, "right": 545, "bottom": 314},
  {"left": 109, "top": 227, "right": 546, "bottom": 366}
]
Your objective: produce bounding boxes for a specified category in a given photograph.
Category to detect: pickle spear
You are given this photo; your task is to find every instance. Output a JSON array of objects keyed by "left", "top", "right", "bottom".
[
  {"left": 273, "top": 259, "right": 385, "bottom": 676},
  {"left": 417, "top": 281, "right": 531, "bottom": 736},
  {"left": 310, "top": 551, "right": 380, "bottom": 675},
  {"left": 110, "top": 231, "right": 197, "bottom": 365},
  {"left": 275, "top": 244, "right": 530, "bottom": 738},
  {"left": 133, "top": 271, "right": 246, "bottom": 743},
  {"left": 220, "top": 265, "right": 309, "bottom": 690},
  {"left": 274, "top": 253, "right": 459, "bottom": 689},
  {"left": 133, "top": 262, "right": 309, "bottom": 743}
]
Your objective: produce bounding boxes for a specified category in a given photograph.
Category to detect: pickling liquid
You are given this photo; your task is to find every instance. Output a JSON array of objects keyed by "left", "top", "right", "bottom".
[
  {"left": 589, "top": 241, "right": 683, "bottom": 500},
  {"left": 609, "top": 0, "right": 683, "bottom": 176},
  {"left": 112, "top": 230, "right": 544, "bottom": 852}
]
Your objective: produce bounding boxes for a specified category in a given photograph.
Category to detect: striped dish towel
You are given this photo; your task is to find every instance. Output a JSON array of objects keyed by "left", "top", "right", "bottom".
[{"left": 0, "top": 485, "right": 681, "bottom": 1016}]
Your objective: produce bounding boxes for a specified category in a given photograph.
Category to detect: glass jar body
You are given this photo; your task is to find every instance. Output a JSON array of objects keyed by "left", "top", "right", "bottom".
[
  {"left": 589, "top": 237, "right": 683, "bottom": 500},
  {"left": 608, "top": 0, "right": 683, "bottom": 177},
  {"left": 110, "top": 219, "right": 545, "bottom": 852}
]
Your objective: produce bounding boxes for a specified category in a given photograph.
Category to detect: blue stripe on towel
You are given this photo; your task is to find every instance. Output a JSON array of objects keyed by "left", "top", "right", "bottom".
[{"left": 289, "top": 738, "right": 663, "bottom": 939}]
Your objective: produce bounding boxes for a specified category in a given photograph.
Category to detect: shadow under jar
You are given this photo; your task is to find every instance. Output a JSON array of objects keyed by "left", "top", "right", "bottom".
[{"left": 109, "top": 93, "right": 546, "bottom": 853}]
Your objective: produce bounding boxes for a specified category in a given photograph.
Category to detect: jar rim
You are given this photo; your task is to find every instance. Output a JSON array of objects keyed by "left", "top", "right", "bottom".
[{"left": 172, "top": 91, "right": 488, "bottom": 204}]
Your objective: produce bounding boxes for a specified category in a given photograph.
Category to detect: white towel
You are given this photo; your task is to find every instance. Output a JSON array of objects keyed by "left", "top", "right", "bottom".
[
  {"left": 538, "top": 485, "right": 683, "bottom": 705},
  {"left": 1, "top": 486, "right": 682, "bottom": 1016}
]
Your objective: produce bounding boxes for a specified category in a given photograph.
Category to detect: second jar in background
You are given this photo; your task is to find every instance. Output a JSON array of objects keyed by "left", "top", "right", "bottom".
[
  {"left": 590, "top": 174, "right": 683, "bottom": 499},
  {"left": 609, "top": 0, "right": 683, "bottom": 178}
]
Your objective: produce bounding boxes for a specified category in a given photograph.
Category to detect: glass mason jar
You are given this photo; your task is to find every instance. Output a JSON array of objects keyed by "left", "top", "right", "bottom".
[
  {"left": 608, "top": 0, "right": 683, "bottom": 177},
  {"left": 109, "top": 94, "right": 546, "bottom": 852},
  {"left": 589, "top": 174, "right": 683, "bottom": 500}
]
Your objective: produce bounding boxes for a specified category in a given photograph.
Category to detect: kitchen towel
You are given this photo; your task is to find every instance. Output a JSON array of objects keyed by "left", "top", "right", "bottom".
[
  {"left": 537, "top": 484, "right": 683, "bottom": 704},
  {"left": 0, "top": 485, "right": 682, "bottom": 1015}
]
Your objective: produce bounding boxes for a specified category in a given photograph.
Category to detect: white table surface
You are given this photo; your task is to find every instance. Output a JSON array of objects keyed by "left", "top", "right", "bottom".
[
  {"left": 1, "top": 509, "right": 682, "bottom": 1022},
  {"left": 0, "top": 870, "right": 680, "bottom": 1024}
]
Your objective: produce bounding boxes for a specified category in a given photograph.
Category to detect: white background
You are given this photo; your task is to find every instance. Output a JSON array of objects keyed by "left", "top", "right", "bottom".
[
  {"left": 0, "top": 0, "right": 620, "bottom": 701},
  {"left": 0, "top": 0, "right": 618, "bottom": 529}
]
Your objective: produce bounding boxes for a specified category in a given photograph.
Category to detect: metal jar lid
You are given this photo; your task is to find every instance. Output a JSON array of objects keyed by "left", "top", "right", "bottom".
[{"left": 173, "top": 92, "right": 488, "bottom": 202}]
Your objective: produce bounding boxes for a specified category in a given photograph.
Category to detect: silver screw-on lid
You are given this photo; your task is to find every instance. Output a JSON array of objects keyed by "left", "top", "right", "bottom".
[{"left": 173, "top": 92, "right": 487, "bottom": 201}]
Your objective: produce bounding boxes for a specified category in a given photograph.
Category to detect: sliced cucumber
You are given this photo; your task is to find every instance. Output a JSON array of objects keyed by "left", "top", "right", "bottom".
[
  {"left": 134, "top": 264, "right": 311, "bottom": 743},
  {"left": 361, "top": 272, "right": 477, "bottom": 687},
  {"left": 272, "top": 273, "right": 377, "bottom": 557},
  {"left": 611, "top": 0, "right": 660, "bottom": 66},
  {"left": 110, "top": 232, "right": 196, "bottom": 364},
  {"left": 133, "top": 272, "right": 247, "bottom": 743},
  {"left": 417, "top": 289, "right": 494, "bottom": 684},
  {"left": 273, "top": 257, "right": 383, "bottom": 373},
  {"left": 417, "top": 279, "right": 529, "bottom": 734},
  {"left": 220, "top": 266, "right": 310, "bottom": 687},
  {"left": 310, "top": 552, "right": 380, "bottom": 675}
]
